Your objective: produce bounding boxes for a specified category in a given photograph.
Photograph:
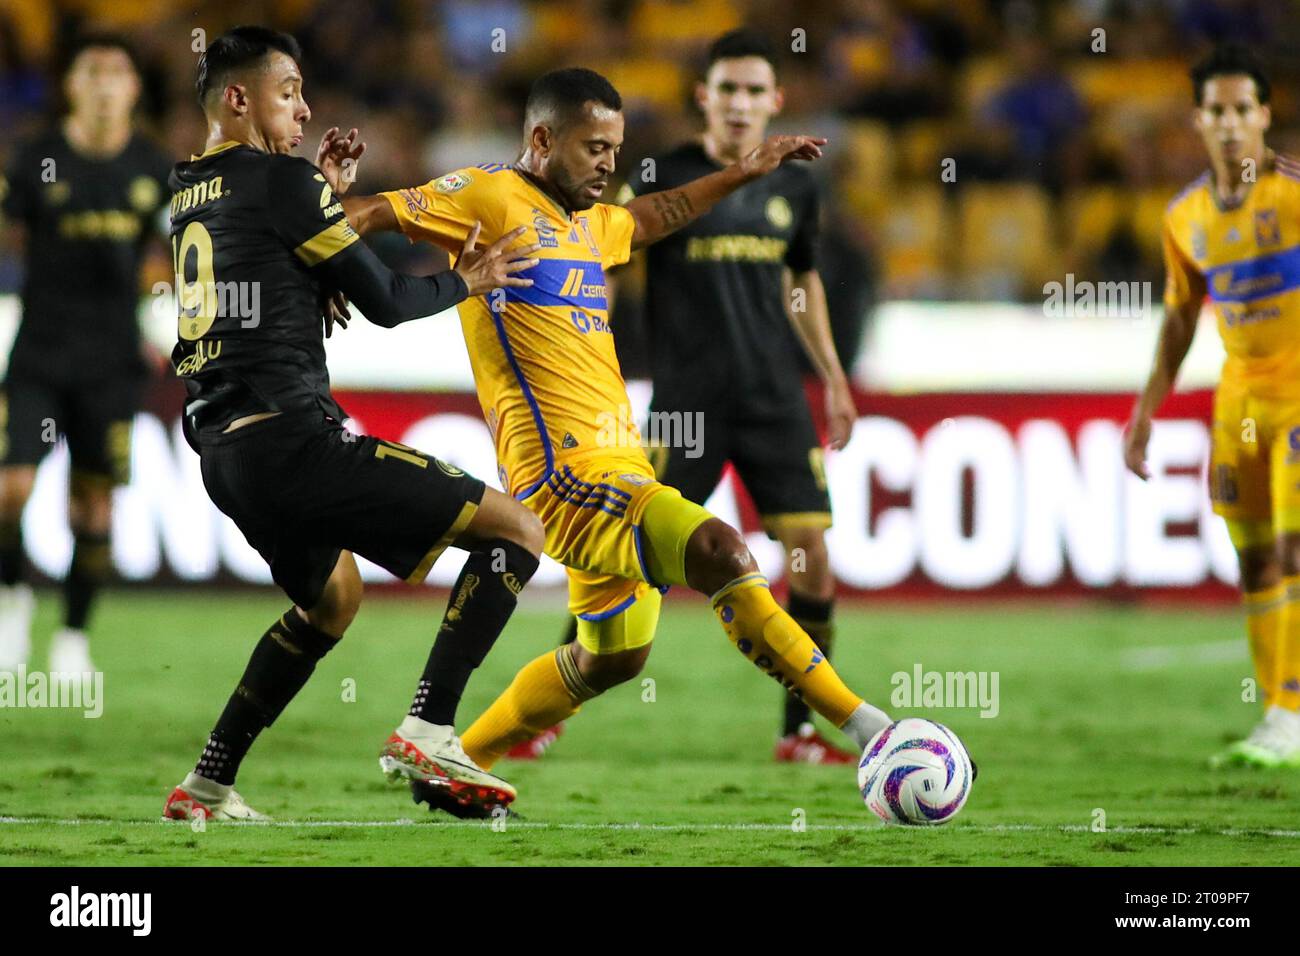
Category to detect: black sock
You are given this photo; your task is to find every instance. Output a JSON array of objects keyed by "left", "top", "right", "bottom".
[
  {"left": 195, "top": 610, "right": 339, "bottom": 786},
  {"left": 64, "top": 532, "right": 111, "bottom": 630},
  {"left": 559, "top": 615, "right": 578, "bottom": 646},
  {"left": 410, "top": 539, "right": 540, "bottom": 726},
  {"left": 783, "top": 592, "right": 834, "bottom": 736},
  {"left": 0, "top": 519, "right": 24, "bottom": 586}
]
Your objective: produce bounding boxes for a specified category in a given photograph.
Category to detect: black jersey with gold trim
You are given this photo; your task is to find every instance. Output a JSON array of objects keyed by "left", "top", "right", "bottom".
[
  {"left": 167, "top": 142, "right": 359, "bottom": 431},
  {"left": 0, "top": 129, "right": 170, "bottom": 383},
  {"left": 625, "top": 141, "right": 819, "bottom": 411}
]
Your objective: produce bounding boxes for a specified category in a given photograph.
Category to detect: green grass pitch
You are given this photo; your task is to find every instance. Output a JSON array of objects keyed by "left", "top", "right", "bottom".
[{"left": 2, "top": 589, "right": 1298, "bottom": 866}]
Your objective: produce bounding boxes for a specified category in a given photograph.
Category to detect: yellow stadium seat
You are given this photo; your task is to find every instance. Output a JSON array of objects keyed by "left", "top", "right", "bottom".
[{"left": 956, "top": 184, "right": 1055, "bottom": 296}]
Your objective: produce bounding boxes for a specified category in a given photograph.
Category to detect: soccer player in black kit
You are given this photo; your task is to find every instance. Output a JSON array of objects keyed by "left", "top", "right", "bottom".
[
  {"left": 0, "top": 35, "right": 171, "bottom": 678},
  {"left": 519, "top": 29, "right": 859, "bottom": 764},
  {"left": 159, "top": 27, "right": 546, "bottom": 821}
]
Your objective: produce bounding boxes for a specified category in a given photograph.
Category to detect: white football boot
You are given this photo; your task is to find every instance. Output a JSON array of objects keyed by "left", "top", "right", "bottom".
[
  {"left": 162, "top": 773, "right": 268, "bottom": 821},
  {"left": 48, "top": 627, "right": 95, "bottom": 678},
  {"left": 1211, "top": 706, "right": 1300, "bottom": 769},
  {"left": 380, "top": 716, "right": 516, "bottom": 815},
  {"left": 0, "top": 583, "right": 34, "bottom": 673}
]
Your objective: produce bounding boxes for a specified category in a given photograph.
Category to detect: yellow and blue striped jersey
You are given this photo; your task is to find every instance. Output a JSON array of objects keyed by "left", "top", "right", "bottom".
[
  {"left": 381, "top": 164, "right": 639, "bottom": 497},
  {"left": 1164, "top": 155, "right": 1300, "bottom": 395}
]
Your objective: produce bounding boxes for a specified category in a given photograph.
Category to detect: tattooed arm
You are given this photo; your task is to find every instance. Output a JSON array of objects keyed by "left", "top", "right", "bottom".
[{"left": 624, "top": 134, "right": 826, "bottom": 250}]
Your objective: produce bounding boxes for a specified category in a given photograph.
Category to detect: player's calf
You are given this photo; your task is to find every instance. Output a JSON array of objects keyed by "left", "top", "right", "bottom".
[{"left": 679, "top": 517, "right": 890, "bottom": 750}]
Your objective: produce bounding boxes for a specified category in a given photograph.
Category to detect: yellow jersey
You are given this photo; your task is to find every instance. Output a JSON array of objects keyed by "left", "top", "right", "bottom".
[
  {"left": 381, "top": 164, "right": 641, "bottom": 497},
  {"left": 1164, "top": 155, "right": 1300, "bottom": 396}
]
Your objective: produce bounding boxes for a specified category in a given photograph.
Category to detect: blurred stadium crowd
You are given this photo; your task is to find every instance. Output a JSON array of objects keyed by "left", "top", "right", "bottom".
[{"left": 1, "top": 0, "right": 1298, "bottom": 365}]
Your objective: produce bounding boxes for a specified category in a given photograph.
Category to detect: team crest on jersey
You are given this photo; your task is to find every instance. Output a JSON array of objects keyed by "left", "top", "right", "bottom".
[
  {"left": 1256, "top": 208, "right": 1281, "bottom": 247},
  {"left": 434, "top": 171, "right": 473, "bottom": 193},
  {"left": 129, "top": 176, "right": 160, "bottom": 213},
  {"left": 765, "top": 195, "right": 793, "bottom": 229}
]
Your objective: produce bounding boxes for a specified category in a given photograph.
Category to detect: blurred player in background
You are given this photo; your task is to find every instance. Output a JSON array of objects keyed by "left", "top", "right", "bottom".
[
  {"left": 523, "top": 29, "right": 858, "bottom": 765},
  {"left": 0, "top": 35, "right": 171, "bottom": 676},
  {"left": 344, "top": 66, "right": 903, "bottom": 816},
  {"left": 1126, "top": 43, "right": 1300, "bottom": 768}
]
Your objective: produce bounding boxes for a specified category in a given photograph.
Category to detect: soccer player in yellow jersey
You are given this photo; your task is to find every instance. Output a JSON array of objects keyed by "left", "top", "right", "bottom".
[
  {"left": 343, "top": 68, "right": 897, "bottom": 810},
  {"left": 1126, "top": 44, "right": 1300, "bottom": 767}
]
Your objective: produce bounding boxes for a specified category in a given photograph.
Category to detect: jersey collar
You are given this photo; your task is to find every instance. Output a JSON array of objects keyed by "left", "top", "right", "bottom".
[
  {"left": 191, "top": 140, "right": 243, "bottom": 161},
  {"left": 511, "top": 167, "right": 573, "bottom": 221}
]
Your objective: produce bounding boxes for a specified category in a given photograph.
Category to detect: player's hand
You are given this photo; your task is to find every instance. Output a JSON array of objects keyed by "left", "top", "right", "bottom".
[
  {"left": 321, "top": 289, "right": 351, "bottom": 338},
  {"left": 315, "top": 127, "right": 367, "bottom": 196},
  {"left": 1124, "top": 415, "right": 1152, "bottom": 480},
  {"left": 738, "top": 134, "right": 827, "bottom": 180},
  {"left": 824, "top": 379, "right": 856, "bottom": 451},
  {"left": 454, "top": 222, "right": 541, "bottom": 299}
]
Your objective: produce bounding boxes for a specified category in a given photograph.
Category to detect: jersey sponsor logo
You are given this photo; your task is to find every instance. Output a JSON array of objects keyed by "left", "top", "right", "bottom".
[
  {"left": 397, "top": 186, "right": 429, "bottom": 214},
  {"left": 129, "top": 176, "right": 161, "bottom": 213},
  {"left": 321, "top": 201, "right": 344, "bottom": 219},
  {"left": 618, "top": 472, "right": 652, "bottom": 486},
  {"left": 434, "top": 458, "right": 465, "bottom": 477},
  {"left": 765, "top": 195, "right": 793, "bottom": 229},
  {"left": 58, "top": 210, "right": 142, "bottom": 241},
  {"left": 684, "top": 234, "right": 788, "bottom": 263},
  {"left": 174, "top": 338, "right": 223, "bottom": 376},
  {"left": 1256, "top": 209, "right": 1281, "bottom": 247},
  {"left": 170, "top": 176, "right": 224, "bottom": 217},
  {"left": 1206, "top": 246, "right": 1300, "bottom": 303},
  {"left": 434, "top": 171, "right": 473, "bottom": 193},
  {"left": 569, "top": 309, "right": 610, "bottom": 334}
]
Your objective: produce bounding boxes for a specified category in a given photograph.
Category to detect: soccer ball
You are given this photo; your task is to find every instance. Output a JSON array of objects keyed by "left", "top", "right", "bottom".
[{"left": 857, "top": 718, "right": 973, "bottom": 825}]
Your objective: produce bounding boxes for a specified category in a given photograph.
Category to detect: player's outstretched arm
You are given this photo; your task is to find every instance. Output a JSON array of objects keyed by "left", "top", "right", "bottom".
[
  {"left": 624, "top": 134, "right": 825, "bottom": 250},
  {"left": 340, "top": 194, "right": 398, "bottom": 237},
  {"left": 316, "top": 222, "right": 536, "bottom": 328}
]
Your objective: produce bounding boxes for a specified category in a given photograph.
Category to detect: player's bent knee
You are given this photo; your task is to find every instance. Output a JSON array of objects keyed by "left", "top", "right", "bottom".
[
  {"left": 461, "top": 488, "right": 545, "bottom": 556},
  {"left": 685, "top": 518, "right": 756, "bottom": 594},
  {"left": 307, "top": 553, "right": 363, "bottom": 637},
  {"left": 1280, "top": 533, "right": 1300, "bottom": 578},
  {"left": 1238, "top": 545, "right": 1282, "bottom": 592},
  {"left": 572, "top": 641, "right": 651, "bottom": 692}
]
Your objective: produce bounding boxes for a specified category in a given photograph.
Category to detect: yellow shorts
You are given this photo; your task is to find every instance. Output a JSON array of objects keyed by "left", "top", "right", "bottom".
[
  {"left": 521, "top": 454, "right": 711, "bottom": 634},
  {"left": 1210, "top": 384, "right": 1300, "bottom": 534}
]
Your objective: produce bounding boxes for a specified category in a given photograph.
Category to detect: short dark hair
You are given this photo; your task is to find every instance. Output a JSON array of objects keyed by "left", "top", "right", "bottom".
[
  {"left": 1191, "top": 42, "right": 1270, "bottom": 105},
  {"left": 60, "top": 32, "right": 141, "bottom": 78},
  {"left": 196, "top": 26, "right": 302, "bottom": 108},
  {"left": 524, "top": 68, "right": 622, "bottom": 132},
  {"left": 706, "top": 28, "right": 778, "bottom": 75}
]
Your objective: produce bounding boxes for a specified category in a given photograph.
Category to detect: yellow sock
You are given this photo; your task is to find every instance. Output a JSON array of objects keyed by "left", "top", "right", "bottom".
[
  {"left": 1245, "top": 582, "right": 1284, "bottom": 708},
  {"left": 461, "top": 645, "right": 597, "bottom": 770},
  {"left": 1274, "top": 578, "right": 1300, "bottom": 711},
  {"left": 712, "top": 573, "right": 863, "bottom": 727}
]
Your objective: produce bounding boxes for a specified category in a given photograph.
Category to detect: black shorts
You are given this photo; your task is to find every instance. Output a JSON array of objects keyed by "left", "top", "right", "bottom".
[
  {"left": 198, "top": 411, "right": 486, "bottom": 609},
  {"left": 645, "top": 398, "right": 832, "bottom": 539},
  {"left": 0, "top": 372, "right": 142, "bottom": 484}
]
